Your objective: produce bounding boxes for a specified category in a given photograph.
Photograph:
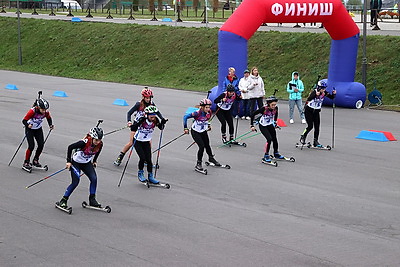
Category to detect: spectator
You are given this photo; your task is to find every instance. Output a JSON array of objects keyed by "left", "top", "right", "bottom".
[
  {"left": 286, "top": 71, "right": 306, "bottom": 124},
  {"left": 370, "top": 0, "right": 382, "bottom": 26},
  {"left": 239, "top": 69, "right": 252, "bottom": 120},
  {"left": 248, "top": 67, "right": 265, "bottom": 115}
]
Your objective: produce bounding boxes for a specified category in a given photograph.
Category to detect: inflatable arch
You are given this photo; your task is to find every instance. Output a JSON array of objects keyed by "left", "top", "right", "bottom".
[{"left": 211, "top": 0, "right": 366, "bottom": 109}]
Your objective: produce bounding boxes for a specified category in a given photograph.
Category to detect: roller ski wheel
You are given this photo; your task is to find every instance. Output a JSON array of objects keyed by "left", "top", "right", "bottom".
[
  {"left": 270, "top": 155, "right": 295, "bottom": 162},
  {"left": 81, "top": 201, "right": 111, "bottom": 213},
  {"left": 55, "top": 202, "right": 72, "bottom": 215},
  {"left": 32, "top": 165, "right": 48, "bottom": 171},
  {"left": 205, "top": 161, "right": 231, "bottom": 169},
  {"left": 195, "top": 167, "right": 208, "bottom": 175},
  {"left": 261, "top": 158, "right": 278, "bottom": 167}
]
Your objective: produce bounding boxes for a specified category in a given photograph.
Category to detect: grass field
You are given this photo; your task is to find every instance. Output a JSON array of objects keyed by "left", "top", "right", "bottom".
[{"left": 0, "top": 17, "right": 399, "bottom": 105}]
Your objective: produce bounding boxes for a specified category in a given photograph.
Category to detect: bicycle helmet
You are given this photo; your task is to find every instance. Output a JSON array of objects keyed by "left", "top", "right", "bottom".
[
  {"left": 317, "top": 81, "right": 327, "bottom": 89},
  {"left": 89, "top": 127, "right": 104, "bottom": 140},
  {"left": 141, "top": 87, "right": 153, "bottom": 98},
  {"left": 144, "top": 105, "right": 158, "bottom": 115},
  {"left": 226, "top": 84, "right": 235, "bottom": 92},
  {"left": 36, "top": 99, "right": 49, "bottom": 109},
  {"left": 266, "top": 96, "right": 278, "bottom": 104},
  {"left": 199, "top": 98, "right": 212, "bottom": 106}
]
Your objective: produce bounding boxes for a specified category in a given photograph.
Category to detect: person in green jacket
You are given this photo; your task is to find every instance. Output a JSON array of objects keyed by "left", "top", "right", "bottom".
[{"left": 287, "top": 71, "right": 305, "bottom": 124}]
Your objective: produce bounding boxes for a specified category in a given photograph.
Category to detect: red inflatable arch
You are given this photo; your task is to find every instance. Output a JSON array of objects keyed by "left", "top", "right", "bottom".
[{"left": 216, "top": 0, "right": 366, "bottom": 108}]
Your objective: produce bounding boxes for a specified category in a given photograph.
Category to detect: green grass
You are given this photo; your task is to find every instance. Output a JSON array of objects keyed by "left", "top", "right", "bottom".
[{"left": 0, "top": 17, "right": 399, "bottom": 105}]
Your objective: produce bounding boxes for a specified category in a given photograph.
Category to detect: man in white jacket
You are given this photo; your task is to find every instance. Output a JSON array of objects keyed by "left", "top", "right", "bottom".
[
  {"left": 238, "top": 69, "right": 252, "bottom": 120},
  {"left": 248, "top": 67, "right": 265, "bottom": 116}
]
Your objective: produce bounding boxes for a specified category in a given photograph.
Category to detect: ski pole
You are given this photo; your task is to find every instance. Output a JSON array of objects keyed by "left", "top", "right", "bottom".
[
  {"left": 237, "top": 132, "right": 261, "bottom": 141},
  {"left": 152, "top": 133, "right": 185, "bottom": 154},
  {"left": 154, "top": 128, "right": 164, "bottom": 180},
  {"left": 8, "top": 135, "right": 26, "bottom": 166},
  {"left": 104, "top": 126, "right": 129, "bottom": 136},
  {"left": 218, "top": 130, "right": 252, "bottom": 148},
  {"left": 118, "top": 132, "right": 138, "bottom": 187},
  {"left": 234, "top": 116, "right": 239, "bottom": 139},
  {"left": 43, "top": 128, "right": 53, "bottom": 146},
  {"left": 96, "top": 119, "right": 104, "bottom": 127},
  {"left": 26, "top": 168, "right": 66, "bottom": 189}
]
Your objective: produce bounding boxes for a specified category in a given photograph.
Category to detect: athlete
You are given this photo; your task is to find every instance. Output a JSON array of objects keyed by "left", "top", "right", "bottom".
[
  {"left": 183, "top": 98, "right": 220, "bottom": 172},
  {"left": 214, "top": 84, "right": 241, "bottom": 143},
  {"left": 114, "top": 87, "right": 166, "bottom": 166},
  {"left": 299, "top": 81, "right": 336, "bottom": 147},
  {"left": 22, "top": 98, "right": 54, "bottom": 172},
  {"left": 250, "top": 96, "right": 284, "bottom": 163},
  {"left": 131, "top": 106, "right": 165, "bottom": 184},
  {"left": 57, "top": 127, "right": 104, "bottom": 209}
]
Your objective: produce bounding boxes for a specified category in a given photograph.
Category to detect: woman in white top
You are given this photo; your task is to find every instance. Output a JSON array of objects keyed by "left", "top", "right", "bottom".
[
  {"left": 247, "top": 67, "right": 265, "bottom": 116},
  {"left": 238, "top": 69, "right": 252, "bottom": 119}
]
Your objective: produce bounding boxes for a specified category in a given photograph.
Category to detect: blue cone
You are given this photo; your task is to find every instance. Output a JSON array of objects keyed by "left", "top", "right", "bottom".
[
  {"left": 53, "top": 91, "right": 68, "bottom": 97},
  {"left": 162, "top": 18, "right": 172, "bottom": 22},
  {"left": 5, "top": 84, "right": 18, "bottom": 90},
  {"left": 356, "top": 130, "right": 389, "bottom": 142},
  {"left": 71, "top": 17, "right": 82, "bottom": 22},
  {"left": 113, "top": 99, "right": 129, "bottom": 106}
]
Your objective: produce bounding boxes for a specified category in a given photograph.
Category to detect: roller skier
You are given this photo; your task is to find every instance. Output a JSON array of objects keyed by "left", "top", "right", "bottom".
[
  {"left": 214, "top": 84, "right": 242, "bottom": 145},
  {"left": 114, "top": 87, "right": 167, "bottom": 166},
  {"left": 131, "top": 105, "right": 166, "bottom": 185},
  {"left": 250, "top": 96, "right": 290, "bottom": 166},
  {"left": 299, "top": 81, "right": 336, "bottom": 148},
  {"left": 22, "top": 97, "right": 54, "bottom": 172},
  {"left": 56, "top": 125, "right": 106, "bottom": 212},
  {"left": 183, "top": 99, "right": 223, "bottom": 174}
]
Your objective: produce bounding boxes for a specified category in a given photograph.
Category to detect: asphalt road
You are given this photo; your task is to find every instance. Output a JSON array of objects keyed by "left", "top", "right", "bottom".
[{"left": 0, "top": 70, "right": 399, "bottom": 266}]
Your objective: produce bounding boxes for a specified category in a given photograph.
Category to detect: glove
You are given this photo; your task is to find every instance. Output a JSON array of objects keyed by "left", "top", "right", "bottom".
[
  {"left": 161, "top": 118, "right": 168, "bottom": 125},
  {"left": 49, "top": 125, "right": 54, "bottom": 130}
]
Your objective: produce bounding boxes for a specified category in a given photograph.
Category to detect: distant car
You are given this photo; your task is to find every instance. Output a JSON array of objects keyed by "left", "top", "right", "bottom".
[{"left": 61, "top": 0, "right": 82, "bottom": 10}]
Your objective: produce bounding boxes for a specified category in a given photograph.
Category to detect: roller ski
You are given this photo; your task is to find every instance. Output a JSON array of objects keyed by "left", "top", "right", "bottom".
[
  {"left": 261, "top": 155, "right": 278, "bottom": 167},
  {"left": 81, "top": 195, "right": 111, "bottom": 213},
  {"left": 55, "top": 197, "right": 72, "bottom": 215},
  {"left": 307, "top": 140, "right": 332, "bottom": 150},
  {"left": 145, "top": 172, "right": 170, "bottom": 189},
  {"left": 270, "top": 152, "right": 295, "bottom": 162},
  {"left": 22, "top": 161, "right": 33, "bottom": 173},
  {"left": 32, "top": 159, "right": 48, "bottom": 171},
  {"left": 205, "top": 156, "right": 230, "bottom": 169},
  {"left": 230, "top": 141, "right": 247, "bottom": 147},
  {"left": 195, "top": 161, "right": 208, "bottom": 175}
]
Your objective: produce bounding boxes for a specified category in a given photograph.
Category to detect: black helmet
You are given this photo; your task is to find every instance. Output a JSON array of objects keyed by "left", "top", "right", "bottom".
[
  {"left": 36, "top": 99, "right": 49, "bottom": 109},
  {"left": 266, "top": 96, "right": 278, "bottom": 104},
  {"left": 89, "top": 127, "right": 103, "bottom": 139},
  {"left": 226, "top": 84, "right": 235, "bottom": 92}
]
